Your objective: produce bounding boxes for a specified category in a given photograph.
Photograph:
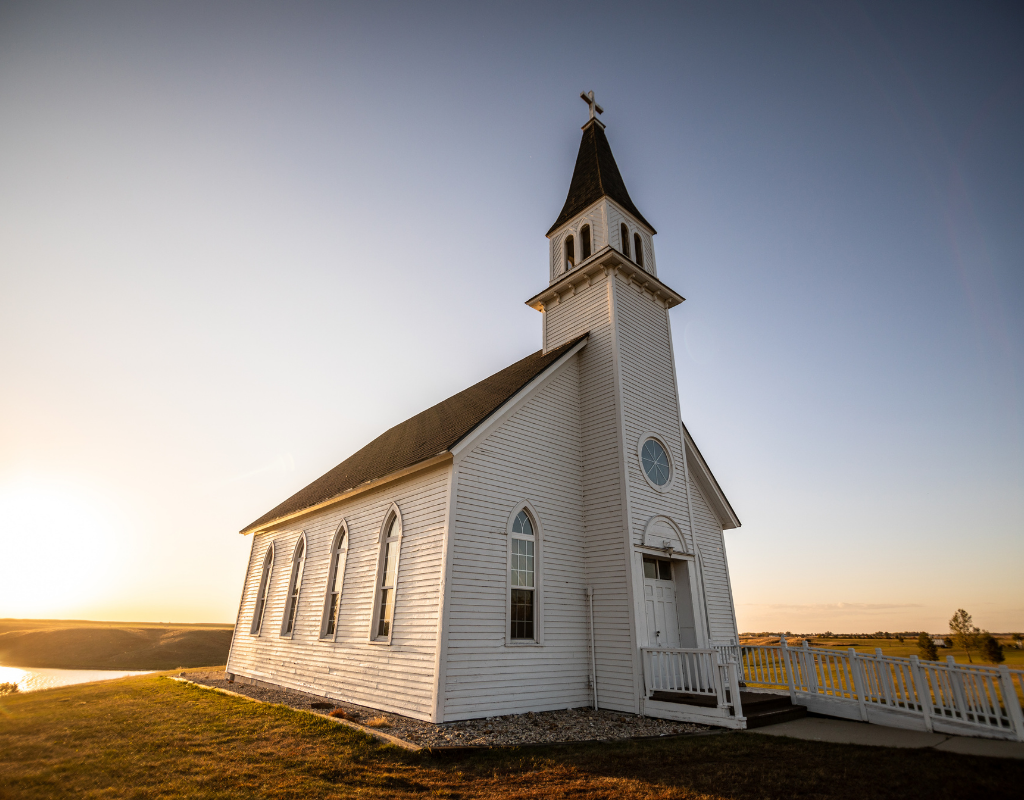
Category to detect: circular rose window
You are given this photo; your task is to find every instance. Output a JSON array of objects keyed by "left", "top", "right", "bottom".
[{"left": 641, "top": 438, "right": 671, "bottom": 486}]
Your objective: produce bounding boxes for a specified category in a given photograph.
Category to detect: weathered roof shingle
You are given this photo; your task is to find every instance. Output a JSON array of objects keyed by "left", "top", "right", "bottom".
[
  {"left": 547, "top": 120, "right": 655, "bottom": 236},
  {"left": 241, "top": 335, "right": 587, "bottom": 533}
]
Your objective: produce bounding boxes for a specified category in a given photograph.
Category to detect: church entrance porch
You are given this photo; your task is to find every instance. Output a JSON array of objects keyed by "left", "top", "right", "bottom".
[{"left": 639, "top": 646, "right": 750, "bottom": 729}]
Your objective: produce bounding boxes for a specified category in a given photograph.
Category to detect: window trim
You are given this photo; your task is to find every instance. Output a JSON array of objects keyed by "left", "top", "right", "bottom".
[
  {"left": 580, "top": 224, "right": 592, "bottom": 260},
  {"left": 620, "top": 222, "right": 631, "bottom": 259},
  {"left": 320, "top": 519, "right": 350, "bottom": 640},
  {"left": 249, "top": 542, "right": 275, "bottom": 636},
  {"left": 637, "top": 431, "right": 675, "bottom": 493},
  {"left": 280, "top": 533, "right": 308, "bottom": 638},
  {"left": 505, "top": 501, "right": 543, "bottom": 646},
  {"left": 368, "top": 503, "right": 404, "bottom": 645},
  {"left": 634, "top": 232, "right": 644, "bottom": 267},
  {"left": 564, "top": 234, "right": 575, "bottom": 272}
]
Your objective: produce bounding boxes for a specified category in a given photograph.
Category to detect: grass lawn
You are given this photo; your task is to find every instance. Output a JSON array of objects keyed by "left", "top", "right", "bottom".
[{"left": 1, "top": 673, "right": 1021, "bottom": 799}]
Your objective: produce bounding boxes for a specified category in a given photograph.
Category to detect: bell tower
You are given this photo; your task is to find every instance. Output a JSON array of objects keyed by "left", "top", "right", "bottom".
[
  {"left": 524, "top": 96, "right": 728, "bottom": 714},
  {"left": 544, "top": 92, "right": 659, "bottom": 287}
]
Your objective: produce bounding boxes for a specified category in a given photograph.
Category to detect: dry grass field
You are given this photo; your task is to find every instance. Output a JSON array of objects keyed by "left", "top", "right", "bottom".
[
  {"left": 1, "top": 672, "right": 1021, "bottom": 799},
  {"left": 740, "top": 636, "right": 1024, "bottom": 669},
  {"left": 0, "top": 619, "right": 234, "bottom": 671}
]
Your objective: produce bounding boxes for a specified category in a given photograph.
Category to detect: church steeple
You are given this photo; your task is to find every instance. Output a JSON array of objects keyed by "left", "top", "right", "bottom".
[
  {"left": 545, "top": 93, "right": 658, "bottom": 284},
  {"left": 547, "top": 97, "right": 655, "bottom": 236}
]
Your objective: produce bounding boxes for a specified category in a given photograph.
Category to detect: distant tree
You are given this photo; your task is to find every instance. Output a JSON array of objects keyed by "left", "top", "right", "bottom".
[
  {"left": 1013, "top": 633, "right": 1024, "bottom": 650},
  {"left": 897, "top": 635, "right": 904, "bottom": 643},
  {"left": 0, "top": 682, "right": 18, "bottom": 696},
  {"left": 981, "top": 634, "right": 1005, "bottom": 665},
  {"left": 917, "top": 633, "right": 938, "bottom": 661},
  {"left": 949, "top": 609, "right": 981, "bottom": 663}
]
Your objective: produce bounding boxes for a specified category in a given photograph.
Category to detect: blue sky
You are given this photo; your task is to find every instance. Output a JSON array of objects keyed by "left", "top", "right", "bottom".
[{"left": 1, "top": 1, "right": 1021, "bottom": 632}]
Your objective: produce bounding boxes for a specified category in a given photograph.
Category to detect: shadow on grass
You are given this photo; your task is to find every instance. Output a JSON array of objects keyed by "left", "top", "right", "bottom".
[{"left": 0, "top": 672, "right": 1021, "bottom": 799}]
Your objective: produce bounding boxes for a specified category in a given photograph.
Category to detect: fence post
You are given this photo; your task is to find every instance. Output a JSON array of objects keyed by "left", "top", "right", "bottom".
[
  {"left": 998, "top": 665, "right": 1024, "bottom": 742},
  {"left": 729, "top": 661, "right": 745, "bottom": 722},
  {"left": 909, "top": 655, "right": 933, "bottom": 732},
  {"left": 713, "top": 650, "right": 728, "bottom": 710},
  {"left": 946, "top": 655, "right": 969, "bottom": 723},
  {"left": 781, "top": 636, "right": 797, "bottom": 699},
  {"left": 848, "top": 648, "right": 868, "bottom": 722},
  {"left": 803, "top": 640, "right": 820, "bottom": 695}
]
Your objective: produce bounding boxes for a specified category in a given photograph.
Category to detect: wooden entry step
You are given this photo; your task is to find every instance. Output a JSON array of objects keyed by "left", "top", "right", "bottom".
[{"left": 649, "top": 690, "right": 807, "bottom": 729}]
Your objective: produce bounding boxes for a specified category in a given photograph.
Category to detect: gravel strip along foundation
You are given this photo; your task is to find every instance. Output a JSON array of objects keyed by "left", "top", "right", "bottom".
[{"left": 183, "top": 670, "right": 713, "bottom": 748}]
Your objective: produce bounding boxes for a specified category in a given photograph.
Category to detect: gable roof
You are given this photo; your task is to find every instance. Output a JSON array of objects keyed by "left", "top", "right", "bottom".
[
  {"left": 241, "top": 335, "right": 588, "bottom": 534},
  {"left": 547, "top": 119, "right": 655, "bottom": 236},
  {"left": 682, "top": 422, "right": 741, "bottom": 530}
]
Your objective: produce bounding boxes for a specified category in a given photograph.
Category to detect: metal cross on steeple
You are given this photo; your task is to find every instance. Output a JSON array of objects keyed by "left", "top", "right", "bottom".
[{"left": 580, "top": 90, "right": 604, "bottom": 121}]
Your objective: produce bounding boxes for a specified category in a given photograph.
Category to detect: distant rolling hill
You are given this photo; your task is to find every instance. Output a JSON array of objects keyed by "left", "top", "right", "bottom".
[{"left": 0, "top": 620, "right": 234, "bottom": 670}]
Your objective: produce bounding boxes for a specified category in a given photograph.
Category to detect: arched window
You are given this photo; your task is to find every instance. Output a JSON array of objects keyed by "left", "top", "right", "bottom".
[
  {"left": 509, "top": 508, "right": 538, "bottom": 641},
  {"left": 564, "top": 235, "right": 575, "bottom": 271},
  {"left": 581, "top": 225, "right": 592, "bottom": 260},
  {"left": 620, "top": 223, "right": 630, "bottom": 258},
  {"left": 281, "top": 535, "right": 306, "bottom": 636},
  {"left": 371, "top": 508, "right": 403, "bottom": 641},
  {"left": 321, "top": 522, "right": 349, "bottom": 638},
  {"left": 634, "top": 233, "right": 644, "bottom": 267},
  {"left": 250, "top": 543, "right": 274, "bottom": 635}
]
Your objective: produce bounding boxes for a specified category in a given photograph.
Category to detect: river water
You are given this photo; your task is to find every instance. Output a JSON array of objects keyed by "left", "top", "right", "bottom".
[{"left": 0, "top": 664, "right": 153, "bottom": 693}]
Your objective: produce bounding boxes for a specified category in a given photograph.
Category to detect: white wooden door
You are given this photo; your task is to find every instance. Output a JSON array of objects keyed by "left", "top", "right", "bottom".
[{"left": 643, "top": 556, "right": 679, "bottom": 647}]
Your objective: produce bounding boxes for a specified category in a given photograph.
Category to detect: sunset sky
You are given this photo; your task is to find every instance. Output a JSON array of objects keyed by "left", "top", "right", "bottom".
[{"left": 1, "top": 1, "right": 1021, "bottom": 634}]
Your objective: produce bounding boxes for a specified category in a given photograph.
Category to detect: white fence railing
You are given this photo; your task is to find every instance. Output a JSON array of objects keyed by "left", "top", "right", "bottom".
[
  {"left": 740, "top": 639, "right": 1024, "bottom": 742},
  {"left": 711, "top": 642, "right": 742, "bottom": 670},
  {"left": 641, "top": 647, "right": 744, "bottom": 719}
]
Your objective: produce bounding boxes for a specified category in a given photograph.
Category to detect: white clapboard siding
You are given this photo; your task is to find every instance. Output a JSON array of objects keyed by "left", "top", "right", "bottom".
[
  {"left": 226, "top": 463, "right": 450, "bottom": 720},
  {"left": 611, "top": 274, "right": 694, "bottom": 553},
  {"left": 688, "top": 474, "right": 739, "bottom": 643},
  {"left": 611, "top": 270, "right": 739, "bottom": 646},
  {"left": 442, "top": 357, "right": 591, "bottom": 719},
  {"left": 545, "top": 273, "right": 639, "bottom": 713}
]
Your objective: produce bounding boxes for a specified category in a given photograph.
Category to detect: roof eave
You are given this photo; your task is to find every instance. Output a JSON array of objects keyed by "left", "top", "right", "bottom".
[
  {"left": 545, "top": 197, "right": 657, "bottom": 240},
  {"left": 683, "top": 423, "right": 741, "bottom": 530},
  {"left": 525, "top": 246, "right": 684, "bottom": 312},
  {"left": 238, "top": 336, "right": 591, "bottom": 536},
  {"left": 239, "top": 452, "right": 454, "bottom": 535},
  {"left": 450, "top": 335, "right": 589, "bottom": 458}
]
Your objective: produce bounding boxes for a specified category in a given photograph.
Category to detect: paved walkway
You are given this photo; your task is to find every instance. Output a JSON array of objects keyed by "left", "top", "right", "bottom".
[{"left": 745, "top": 716, "right": 1024, "bottom": 760}]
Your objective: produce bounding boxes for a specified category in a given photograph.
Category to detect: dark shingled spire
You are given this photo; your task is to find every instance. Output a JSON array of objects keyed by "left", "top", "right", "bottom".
[{"left": 547, "top": 119, "right": 655, "bottom": 236}]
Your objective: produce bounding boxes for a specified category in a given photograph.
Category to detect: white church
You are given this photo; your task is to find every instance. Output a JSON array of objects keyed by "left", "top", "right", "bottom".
[{"left": 226, "top": 94, "right": 744, "bottom": 726}]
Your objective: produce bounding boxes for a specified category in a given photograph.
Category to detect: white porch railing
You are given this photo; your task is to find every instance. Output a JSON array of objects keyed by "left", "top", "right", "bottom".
[
  {"left": 711, "top": 642, "right": 743, "bottom": 671},
  {"left": 641, "top": 647, "right": 745, "bottom": 719},
  {"left": 740, "top": 638, "right": 1024, "bottom": 742}
]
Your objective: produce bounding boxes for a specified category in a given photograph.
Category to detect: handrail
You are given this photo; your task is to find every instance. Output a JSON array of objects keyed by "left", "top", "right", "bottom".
[
  {"left": 640, "top": 647, "right": 745, "bottom": 719},
  {"left": 739, "top": 639, "right": 1024, "bottom": 742}
]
